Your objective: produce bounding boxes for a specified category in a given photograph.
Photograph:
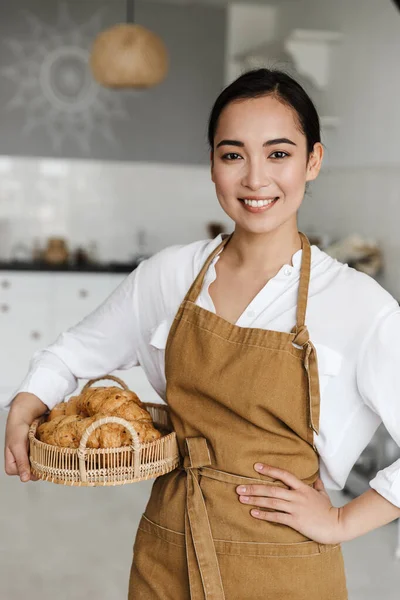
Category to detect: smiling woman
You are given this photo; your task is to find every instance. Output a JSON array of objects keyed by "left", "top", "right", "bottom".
[
  {"left": 7, "top": 68, "right": 400, "bottom": 600},
  {"left": 127, "top": 69, "right": 350, "bottom": 600},
  {"left": 208, "top": 69, "right": 323, "bottom": 237}
]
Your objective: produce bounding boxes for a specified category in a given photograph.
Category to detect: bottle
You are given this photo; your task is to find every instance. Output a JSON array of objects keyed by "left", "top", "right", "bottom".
[
  {"left": 87, "top": 241, "right": 99, "bottom": 264},
  {"left": 135, "top": 229, "right": 148, "bottom": 264}
]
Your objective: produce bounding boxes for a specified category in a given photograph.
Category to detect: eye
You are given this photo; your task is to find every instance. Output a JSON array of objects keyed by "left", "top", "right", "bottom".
[
  {"left": 269, "top": 151, "right": 289, "bottom": 159},
  {"left": 221, "top": 152, "right": 242, "bottom": 161}
]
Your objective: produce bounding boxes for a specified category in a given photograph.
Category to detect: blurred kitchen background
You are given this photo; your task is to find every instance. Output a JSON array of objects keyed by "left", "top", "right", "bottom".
[{"left": 1, "top": 0, "right": 400, "bottom": 598}]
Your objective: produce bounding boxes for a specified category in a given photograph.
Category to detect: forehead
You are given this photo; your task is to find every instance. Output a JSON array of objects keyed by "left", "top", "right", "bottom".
[{"left": 216, "top": 95, "right": 303, "bottom": 141}]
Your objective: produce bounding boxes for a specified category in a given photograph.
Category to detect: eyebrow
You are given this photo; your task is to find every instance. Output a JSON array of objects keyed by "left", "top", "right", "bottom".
[{"left": 216, "top": 138, "right": 297, "bottom": 149}]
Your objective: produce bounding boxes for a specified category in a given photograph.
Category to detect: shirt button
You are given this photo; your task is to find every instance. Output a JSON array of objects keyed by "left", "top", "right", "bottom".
[
  {"left": 284, "top": 267, "right": 292, "bottom": 276},
  {"left": 247, "top": 309, "right": 255, "bottom": 318}
]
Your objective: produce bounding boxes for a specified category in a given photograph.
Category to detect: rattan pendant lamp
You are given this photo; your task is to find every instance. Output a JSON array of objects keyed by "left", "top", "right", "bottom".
[{"left": 90, "top": 0, "right": 169, "bottom": 88}]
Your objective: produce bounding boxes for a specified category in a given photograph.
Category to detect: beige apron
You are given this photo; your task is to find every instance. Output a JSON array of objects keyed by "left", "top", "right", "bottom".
[{"left": 128, "top": 232, "right": 348, "bottom": 599}]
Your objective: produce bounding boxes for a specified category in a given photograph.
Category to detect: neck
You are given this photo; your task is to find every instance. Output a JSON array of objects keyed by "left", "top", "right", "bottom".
[{"left": 223, "top": 222, "right": 302, "bottom": 275}]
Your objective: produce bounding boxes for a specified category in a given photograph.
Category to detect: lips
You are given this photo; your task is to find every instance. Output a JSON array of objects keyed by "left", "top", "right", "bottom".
[{"left": 238, "top": 196, "right": 279, "bottom": 213}]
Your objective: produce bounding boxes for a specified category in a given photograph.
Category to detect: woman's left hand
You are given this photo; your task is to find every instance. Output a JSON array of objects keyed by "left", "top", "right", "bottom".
[{"left": 235, "top": 463, "right": 344, "bottom": 545}]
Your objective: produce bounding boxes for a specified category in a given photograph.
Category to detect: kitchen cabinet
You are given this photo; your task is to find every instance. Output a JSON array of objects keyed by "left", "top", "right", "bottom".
[
  {"left": 52, "top": 273, "right": 119, "bottom": 333},
  {"left": 0, "top": 271, "right": 163, "bottom": 407},
  {"left": 0, "top": 273, "right": 53, "bottom": 389}
]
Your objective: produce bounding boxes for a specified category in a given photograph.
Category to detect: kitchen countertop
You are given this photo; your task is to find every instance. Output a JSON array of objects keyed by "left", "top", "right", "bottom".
[{"left": 0, "top": 261, "right": 140, "bottom": 274}]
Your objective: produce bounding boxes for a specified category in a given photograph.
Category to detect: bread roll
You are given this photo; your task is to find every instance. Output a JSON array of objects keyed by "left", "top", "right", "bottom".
[{"left": 36, "top": 384, "right": 162, "bottom": 449}]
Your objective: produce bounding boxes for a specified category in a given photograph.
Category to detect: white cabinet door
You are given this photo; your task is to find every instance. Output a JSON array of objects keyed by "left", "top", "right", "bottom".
[
  {"left": 52, "top": 274, "right": 124, "bottom": 335},
  {"left": 0, "top": 271, "right": 131, "bottom": 396},
  {"left": 0, "top": 273, "right": 52, "bottom": 390}
]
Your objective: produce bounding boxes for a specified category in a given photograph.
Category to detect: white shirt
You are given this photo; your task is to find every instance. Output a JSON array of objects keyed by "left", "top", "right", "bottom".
[{"left": 6, "top": 234, "right": 400, "bottom": 508}]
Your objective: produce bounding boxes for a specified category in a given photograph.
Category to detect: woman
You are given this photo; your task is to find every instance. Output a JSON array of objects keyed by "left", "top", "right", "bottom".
[{"left": 5, "top": 69, "right": 400, "bottom": 599}]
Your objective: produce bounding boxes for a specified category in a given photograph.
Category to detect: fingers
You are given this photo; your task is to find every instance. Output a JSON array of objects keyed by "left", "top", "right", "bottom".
[
  {"left": 253, "top": 463, "right": 304, "bottom": 490},
  {"left": 5, "top": 444, "right": 32, "bottom": 482},
  {"left": 238, "top": 494, "right": 292, "bottom": 513},
  {"left": 236, "top": 484, "right": 292, "bottom": 501},
  {"left": 4, "top": 446, "right": 19, "bottom": 476},
  {"left": 4, "top": 421, "right": 34, "bottom": 482},
  {"left": 250, "top": 509, "right": 292, "bottom": 525},
  {"left": 4, "top": 400, "right": 43, "bottom": 484},
  {"left": 313, "top": 477, "right": 325, "bottom": 491}
]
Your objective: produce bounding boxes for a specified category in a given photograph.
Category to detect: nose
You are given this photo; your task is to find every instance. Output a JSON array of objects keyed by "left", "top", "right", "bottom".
[{"left": 241, "top": 157, "right": 272, "bottom": 191}]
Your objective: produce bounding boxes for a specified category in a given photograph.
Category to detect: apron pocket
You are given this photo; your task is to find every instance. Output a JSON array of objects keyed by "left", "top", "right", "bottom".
[
  {"left": 216, "top": 544, "right": 348, "bottom": 600},
  {"left": 137, "top": 513, "right": 185, "bottom": 547},
  {"left": 131, "top": 515, "right": 348, "bottom": 600},
  {"left": 209, "top": 499, "right": 347, "bottom": 600},
  {"left": 128, "top": 514, "right": 190, "bottom": 600}
]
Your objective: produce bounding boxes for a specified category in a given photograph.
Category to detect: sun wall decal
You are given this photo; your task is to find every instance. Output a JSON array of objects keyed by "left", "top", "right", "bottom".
[{"left": 0, "top": 2, "right": 131, "bottom": 155}]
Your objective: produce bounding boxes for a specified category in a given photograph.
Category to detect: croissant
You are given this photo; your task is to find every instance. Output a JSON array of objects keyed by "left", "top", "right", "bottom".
[
  {"left": 37, "top": 384, "right": 162, "bottom": 449},
  {"left": 76, "top": 387, "right": 150, "bottom": 422},
  {"left": 48, "top": 395, "right": 82, "bottom": 421}
]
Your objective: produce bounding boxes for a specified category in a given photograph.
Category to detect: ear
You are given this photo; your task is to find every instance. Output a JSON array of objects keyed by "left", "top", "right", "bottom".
[
  {"left": 210, "top": 150, "right": 215, "bottom": 183},
  {"left": 306, "top": 142, "right": 324, "bottom": 183}
]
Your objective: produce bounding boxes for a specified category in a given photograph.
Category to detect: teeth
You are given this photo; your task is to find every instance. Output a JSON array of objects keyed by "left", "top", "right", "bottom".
[{"left": 243, "top": 198, "right": 276, "bottom": 207}]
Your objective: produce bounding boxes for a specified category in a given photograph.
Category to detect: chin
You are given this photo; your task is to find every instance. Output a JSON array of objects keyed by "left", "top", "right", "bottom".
[
  {"left": 224, "top": 208, "right": 293, "bottom": 236},
  {"left": 235, "top": 219, "right": 284, "bottom": 235}
]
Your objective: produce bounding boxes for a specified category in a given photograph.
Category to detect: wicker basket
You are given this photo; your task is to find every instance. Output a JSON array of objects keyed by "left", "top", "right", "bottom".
[{"left": 28, "top": 376, "right": 180, "bottom": 486}]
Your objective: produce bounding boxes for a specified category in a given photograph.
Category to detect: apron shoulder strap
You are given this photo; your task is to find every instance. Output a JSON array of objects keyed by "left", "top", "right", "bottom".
[
  {"left": 291, "top": 232, "right": 320, "bottom": 438},
  {"left": 294, "top": 231, "right": 312, "bottom": 332}
]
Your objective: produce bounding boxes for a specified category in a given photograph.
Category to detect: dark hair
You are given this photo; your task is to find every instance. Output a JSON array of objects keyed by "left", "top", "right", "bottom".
[{"left": 207, "top": 68, "right": 321, "bottom": 155}]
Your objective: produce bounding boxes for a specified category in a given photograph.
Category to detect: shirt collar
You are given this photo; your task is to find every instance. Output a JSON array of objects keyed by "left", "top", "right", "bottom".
[{"left": 211, "top": 234, "right": 316, "bottom": 273}]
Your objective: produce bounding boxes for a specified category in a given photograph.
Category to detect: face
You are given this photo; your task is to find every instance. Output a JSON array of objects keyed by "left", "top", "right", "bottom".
[{"left": 211, "top": 95, "right": 323, "bottom": 236}]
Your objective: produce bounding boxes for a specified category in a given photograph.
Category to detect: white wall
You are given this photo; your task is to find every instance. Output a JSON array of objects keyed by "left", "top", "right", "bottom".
[
  {"left": 2, "top": 1, "right": 400, "bottom": 296},
  {"left": 225, "top": 3, "right": 278, "bottom": 83},
  {"left": 279, "top": 0, "right": 400, "bottom": 169},
  {"left": 279, "top": 0, "right": 400, "bottom": 297},
  {"left": 298, "top": 166, "right": 400, "bottom": 298},
  {"left": 0, "top": 156, "right": 231, "bottom": 263}
]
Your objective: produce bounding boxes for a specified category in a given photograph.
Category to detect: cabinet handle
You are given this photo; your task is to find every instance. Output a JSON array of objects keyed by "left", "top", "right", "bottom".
[
  {"left": 79, "top": 289, "right": 88, "bottom": 298},
  {"left": 1, "top": 280, "right": 11, "bottom": 289},
  {"left": 0, "top": 303, "right": 9, "bottom": 313},
  {"left": 30, "top": 331, "right": 41, "bottom": 341}
]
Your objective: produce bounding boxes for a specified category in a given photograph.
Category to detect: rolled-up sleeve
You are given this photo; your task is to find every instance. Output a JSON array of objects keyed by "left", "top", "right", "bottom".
[
  {"left": 356, "top": 299, "right": 400, "bottom": 508},
  {"left": 3, "top": 266, "right": 142, "bottom": 412}
]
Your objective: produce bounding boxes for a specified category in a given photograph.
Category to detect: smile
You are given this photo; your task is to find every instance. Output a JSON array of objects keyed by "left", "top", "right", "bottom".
[{"left": 238, "top": 197, "right": 279, "bottom": 212}]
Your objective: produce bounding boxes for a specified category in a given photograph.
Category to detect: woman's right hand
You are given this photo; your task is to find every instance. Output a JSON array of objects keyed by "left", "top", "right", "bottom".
[{"left": 4, "top": 392, "right": 48, "bottom": 482}]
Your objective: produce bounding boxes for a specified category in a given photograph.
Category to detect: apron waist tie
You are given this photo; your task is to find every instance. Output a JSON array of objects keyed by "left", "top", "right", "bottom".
[
  {"left": 183, "top": 436, "right": 226, "bottom": 600},
  {"left": 181, "top": 435, "right": 321, "bottom": 599}
]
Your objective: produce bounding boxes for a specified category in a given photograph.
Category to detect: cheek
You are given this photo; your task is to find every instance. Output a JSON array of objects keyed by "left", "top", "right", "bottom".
[
  {"left": 277, "top": 162, "right": 307, "bottom": 194},
  {"left": 212, "top": 165, "right": 237, "bottom": 191}
]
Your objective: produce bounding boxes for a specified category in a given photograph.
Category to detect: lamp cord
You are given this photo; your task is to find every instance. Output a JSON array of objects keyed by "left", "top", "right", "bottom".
[{"left": 126, "top": 0, "right": 134, "bottom": 23}]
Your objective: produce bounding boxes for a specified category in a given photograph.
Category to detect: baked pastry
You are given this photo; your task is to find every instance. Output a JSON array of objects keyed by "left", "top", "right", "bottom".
[
  {"left": 36, "top": 376, "right": 162, "bottom": 449},
  {"left": 48, "top": 395, "right": 81, "bottom": 421},
  {"left": 76, "top": 386, "right": 150, "bottom": 422},
  {"left": 37, "top": 414, "right": 160, "bottom": 449}
]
